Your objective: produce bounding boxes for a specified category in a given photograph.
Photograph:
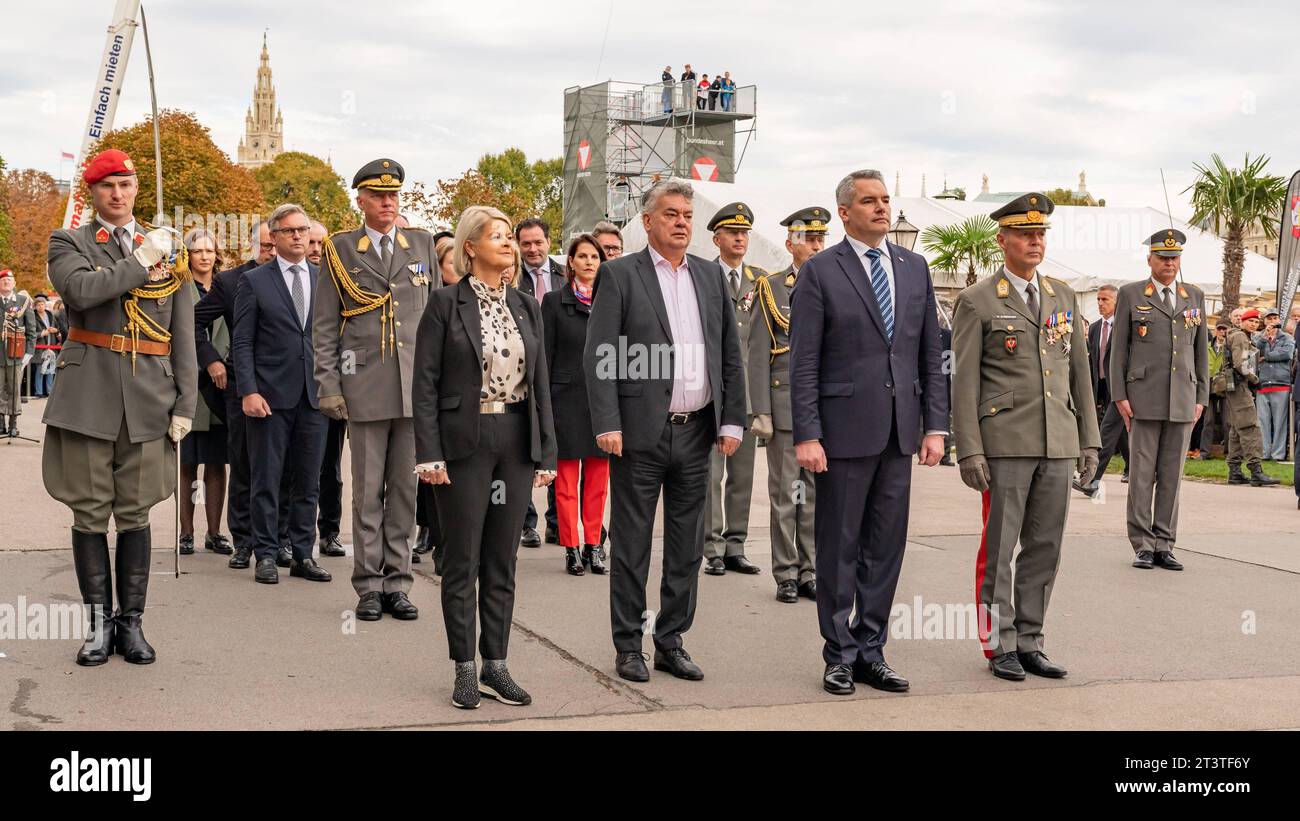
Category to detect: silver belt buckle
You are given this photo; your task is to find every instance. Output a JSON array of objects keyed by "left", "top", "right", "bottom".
[
  {"left": 480, "top": 400, "right": 506, "bottom": 414},
  {"left": 669, "top": 412, "right": 691, "bottom": 424}
]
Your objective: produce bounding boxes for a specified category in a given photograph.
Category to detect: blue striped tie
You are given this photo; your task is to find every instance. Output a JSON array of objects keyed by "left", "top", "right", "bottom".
[{"left": 865, "top": 248, "right": 893, "bottom": 341}]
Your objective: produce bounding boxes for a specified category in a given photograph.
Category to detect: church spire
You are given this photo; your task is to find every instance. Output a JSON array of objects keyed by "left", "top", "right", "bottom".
[{"left": 238, "top": 33, "right": 284, "bottom": 170}]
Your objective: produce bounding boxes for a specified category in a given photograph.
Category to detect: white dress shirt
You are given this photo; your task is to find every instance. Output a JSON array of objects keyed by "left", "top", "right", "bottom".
[
  {"left": 1149, "top": 278, "right": 1176, "bottom": 307},
  {"left": 277, "top": 256, "right": 312, "bottom": 325},
  {"left": 96, "top": 215, "right": 138, "bottom": 258},
  {"left": 364, "top": 224, "right": 397, "bottom": 267},
  {"left": 845, "top": 233, "right": 894, "bottom": 315},
  {"left": 1003, "top": 267, "right": 1041, "bottom": 313}
]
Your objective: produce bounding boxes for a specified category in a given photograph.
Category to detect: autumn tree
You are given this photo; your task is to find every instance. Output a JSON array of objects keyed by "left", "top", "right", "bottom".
[
  {"left": 254, "top": 151, "right": 358, "bottom": 232},
  {"left": 92, "top": 109, "right": 266, "bottom": 255},
  {"left": 0, "top": 154, "right": 13, "bottom": 270},
  {"left": 3, "top": 168, "right": 66, "bottom": 293},
  {"left": 409, "top": 148, "right": 563, "bottom": 250}
]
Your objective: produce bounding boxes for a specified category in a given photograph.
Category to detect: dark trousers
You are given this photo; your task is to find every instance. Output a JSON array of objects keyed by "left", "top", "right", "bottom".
[
  {"left": 223, "top": 391, "right": 253, "bottom": 550},
  {"left": 1091, "top": 399, "right": 1129, "bottom": 482},
  {"left": 415, "top": 480, "right": 442, "bottom": 548},
  {"left": 815, "top": 421, "right": 911, "bottom": 666},
  {"left": 608, "top": 413, "right": 713, "bottom": 653},
  {"left": 247, "top": 393, "right": 327, "bottom": 563},
  {"left": 317, "top": 417, "right": 347, "bottom": 539},
  {"left": 434, "top": 413, "right": 534, "bottom": 662},
  {"left": 522, "top": 487, "right": 557, "bottom": 533}
]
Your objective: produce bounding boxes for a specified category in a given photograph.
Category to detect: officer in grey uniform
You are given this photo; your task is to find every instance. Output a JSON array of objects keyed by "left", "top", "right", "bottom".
[
  {"left": 749, "top": 206, "right": 830, "bottom": 602},
  {"left": 315, "top": 159, "right": 437, "bottom": 622},
  {"left": 703, "top": 202, "right": 766, "bottom": 575},
  {"left": 0, "top": 269, "right": 36, "bottom": 436},
  {"left": 951, "top": 193, "right": 1099, "bottom": 682},
  {"left": 43, "top": 148, "right": 198, "bottom": 667},
  {"left": 1107, "top": 229, "right": 1209, "bottom": 571}
]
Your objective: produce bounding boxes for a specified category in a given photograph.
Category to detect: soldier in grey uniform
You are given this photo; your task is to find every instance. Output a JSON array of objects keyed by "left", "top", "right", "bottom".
[
  {"left": 1107, "top": 229, "right": 1209, "bottom": 571},
  {"left": 43, "top": 149, "right": 198, "bottom": 666},
  {"left": 1222, "top": 309, "right": 1278, "bottom": 487},
  {"left": 750, "top": 206, "right": 830, "bottom": 602},
  {"left": 314, "top": 159, "right": 436, "bottom": 622},
  {"left": 0, "top": 268, "right": 36, "bottom": 436},
  {"left": 703, "top": 202, "right": 765, "bottom": 576},
  {"left": 951, "top": 193, "right": 1099, "bottom": 682}
]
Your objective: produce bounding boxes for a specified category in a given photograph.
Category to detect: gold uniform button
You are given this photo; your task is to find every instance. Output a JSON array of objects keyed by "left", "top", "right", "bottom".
[
  {"left": 398, "top": 342, "right": 404, "bottom": 348},
  {"left": 393, "top": 301, "right": 400, "bottom": 307},
  {"left": 989, "top": 407, "right": 997, "bottom": 413},
  {"left": 1044, "top": 370, "right": 1051, "bottom": 376},
  {"left": 1046, "top": 391, "right": 1052, "bottom": 398},
  {"left": 1172, "top": 366, "right": 1176, "bottom": 371},
  {"left": 773, "top": 380, "right": 781, "bottom": 386},
  {"left": 1041, "top": 349, "right": 1047, "bottom": 355},
  {"left": 395, "top": 321, "right": 402, "bottom": 327}
]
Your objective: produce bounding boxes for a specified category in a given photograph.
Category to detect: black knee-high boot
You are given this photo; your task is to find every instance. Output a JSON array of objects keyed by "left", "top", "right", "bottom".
[
  {"left": 71, "top": 529, "right": 114, "bottom": 666},
  {"left": 114, "top": 526, "right": 156, "bottom": 664}
]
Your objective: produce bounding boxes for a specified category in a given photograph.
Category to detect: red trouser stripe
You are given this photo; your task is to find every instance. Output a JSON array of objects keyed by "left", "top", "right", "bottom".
[{"left": 975, "top": 488, "right": 995, "bottom": 659}]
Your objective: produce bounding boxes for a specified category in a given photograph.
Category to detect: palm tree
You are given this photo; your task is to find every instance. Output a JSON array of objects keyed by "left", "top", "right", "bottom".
[
  {"left": 1184, "top": 153, "right": 1287, "bottom": 310},
  {"left": 921, "top": 215, "right": 1003, "bottom": 287}
]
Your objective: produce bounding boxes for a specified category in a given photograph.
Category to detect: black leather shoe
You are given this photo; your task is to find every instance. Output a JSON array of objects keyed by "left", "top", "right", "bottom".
[
  {"left": 988, "top": 652, "right": 1026, "bottom": 681},
  {"left": 723, "top": 555, "right": 761, "bottom": 574},
  {"left": 1017, "top": 651, "right": 1068, "bottom": 678},
  {"left": 823, "top": 663, "right": 855, "bottom": 695},
  {"left": 582, "top": 544, "right": 606, "bottom": 574},
  {"left": 1153, "top": 551, "right": 1184, "bottom": 571},
  {"left": 544, "top": 527, "right": 559, "bottom": 545},
  {"left": 290, "top": 558, "right": 332, "bottom": 581},
  {"left": 254, "top": 557, "right": 279, "bottom": 584},
  {"left": 615, "top": 651, "right": 650, "bottom": 682},
  {"left": 228, "top": 546, "right": 252, "bottom": 569},
  {"left": 432, "top": 544, "right": 444, "bottom": 577},
  {"left": 479, "top": 661, "right": 532, "bottom": 706},
  {"left": 653, "top": 647, "right": 704, "bottom": 680},
  {"left": 853, "top": 660, "right": 910, "bottom": 692},
  {"left": 565, "top": 547, "right": 585, "bottom": 576},
  {"left": 72, "top": 530, "right": 115, "bottom": 667},
  {"left": 798, "top": 579, "right": 817, "bottom": 600},
  {"left": 318, "top": 535, "right": 346, "bottom": 557},
  {"left": 205, "top": 533, "right": 233, "bottom": 555},
  {"left": 382, "top": 591, "right": 418, "bottom": 620},
  {"left": 1132, "top": 550, "right": 1154, "bottom": 569},
  {"left": 356, "top": 591, "right": 383, "bottom": 621},
  {"left": 412, "top": 527, "right": 431, "bottom": 556},
  {"left": 1121, "top": 472, "right": 1129, "bottom": 483},
  {"left": 275, "top": 544, "right": 293, "bottom": 568},
  {"left": 178, "top": 535, "right": 195, "bottom": 555},
  {"left": 703, "top": 556, "right": 726, "bottom": 575},
  {"left": 1071, "top": 479, "right": 1097, "bottom": 498},
  {"left": 520, "top": 527, "right": 541, "bottom": 547},
  {"left": 776, "top": 580, "right": 798, "bottom": 603}
]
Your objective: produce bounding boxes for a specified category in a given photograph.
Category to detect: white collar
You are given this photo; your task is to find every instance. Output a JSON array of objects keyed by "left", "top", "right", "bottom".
[
  {"left": 364, "top": 224, "right": 397, "bottom": 248},
  {"left": 844, "top": 234, "right": 888, "bottom": 259},
  {"left": 277, "top": 256, "right": 308, "bottom": 274},
  {"left": 96, "top": 215, "right": 137, "bottom": 239}
]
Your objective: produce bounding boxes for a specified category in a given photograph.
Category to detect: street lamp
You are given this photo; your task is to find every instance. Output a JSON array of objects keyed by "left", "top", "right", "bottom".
[{"left": 889, "top": 211, "right": 919, "bottom": 251}]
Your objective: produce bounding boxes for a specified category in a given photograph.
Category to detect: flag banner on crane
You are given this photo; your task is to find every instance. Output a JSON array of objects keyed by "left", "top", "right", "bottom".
[{"left": 1276, "top": 170, "right": 1300, "bottom": 313}]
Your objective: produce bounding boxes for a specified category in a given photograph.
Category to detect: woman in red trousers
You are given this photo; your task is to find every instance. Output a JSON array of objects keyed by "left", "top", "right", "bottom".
[{"left": 542, "top": 234, "right": 610, "bottom": 576}]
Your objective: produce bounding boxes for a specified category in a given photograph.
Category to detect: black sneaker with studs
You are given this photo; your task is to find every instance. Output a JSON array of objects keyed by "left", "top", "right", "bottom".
[
  {"left": 479, "top": 660, "right": 532, "bottom": 706},
  {"left": 452, "top": 661, "right": 480, "bottom": 710}
]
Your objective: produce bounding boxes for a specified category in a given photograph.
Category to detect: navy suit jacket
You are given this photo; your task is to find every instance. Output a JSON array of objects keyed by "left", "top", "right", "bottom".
[
  {"left": 231, "top": 259, "right": 319, "bottom": 410},
  {"left": 789, "top": 238, "right": 947, "bottom": 458}
]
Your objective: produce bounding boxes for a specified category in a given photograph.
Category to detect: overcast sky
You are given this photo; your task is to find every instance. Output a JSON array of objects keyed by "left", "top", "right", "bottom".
[{"left": 3, "top": 0, "right": 1298, "bottom": 220}]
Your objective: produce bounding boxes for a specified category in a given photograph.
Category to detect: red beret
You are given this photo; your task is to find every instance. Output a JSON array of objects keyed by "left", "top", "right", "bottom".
[
  {"left": 83, "top": 149, "right": 137, "bottom": 186},
  {"left": 0, "top": 269, "right": 13, "bottom": 280},
  {"left": 1240, "top": 309, "right": 1261, "bottom": 321}
]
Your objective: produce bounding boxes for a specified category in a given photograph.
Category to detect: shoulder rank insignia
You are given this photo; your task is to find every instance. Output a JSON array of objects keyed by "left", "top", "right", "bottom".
[
  {"left": 785, "top": 273, "right": 796, "bottom": 288},
  {"left": 134, "top": 231, "right": 145, "bottom": 246},
  {"left": 1178, "top": 285, "right": 1189, "bottom": 299},
  {"left": 95, "top": 227, "right": 109, "bottom": 244},
  {"left": 357, "top": 235, "right": 371, "bottom": 254},
  {"left": 1041, "top": 277, "right": 1056, "bottom": 297},
  {"left": 1135, "top": 304, "right": 1153, "bottom": 312},
  {"left": 996, "top": 278, "right": 1010, "bottom": 298},
  {"left": 396, "top": 231, "right": 410, "bottom": 250},
  {"left": 744, "top": 266, "right": 756, "bottom": 282},
  {"left": 1143, "top": 283, "right": 1155, "bottom": 297}
]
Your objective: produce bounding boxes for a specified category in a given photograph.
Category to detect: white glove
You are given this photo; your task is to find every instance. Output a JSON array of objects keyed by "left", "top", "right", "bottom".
[
  {"left": 168, "top": 415, "right": 192, "bottom": 443},
  {"left": 133, "top": 228, "right": 175, "bottom": 270},
  {"left": 751, "top": 413, "right": 774, "bottom": 441},
  {"left": 21, "top": 352, "right": 33, "bottom": 370}
]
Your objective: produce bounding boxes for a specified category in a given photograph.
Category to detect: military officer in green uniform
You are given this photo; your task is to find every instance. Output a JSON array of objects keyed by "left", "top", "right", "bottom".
[
  {"left": 1222, "top": 308, "right": 1278, "bottom": 487},
  {"left": 750, "top": 206, "right": 830, "bottom": 602},
  {"left": 0, "top": 268, "right": 37, "bottom": 437},
  {"left": 314, "top": 159, "right": 437, "bottom": 622},
  {"left": 703, "top": 201, "right": 767, "bottom": 576},
  {"left": 43, "top": 148, "right": 198, "bottom": 666},
  {"left": 951, "top": 193, "right": 1099, "bottom": 682},
  {"left": 1107, "top": 229, "right": 1209, "bottom": 571}
]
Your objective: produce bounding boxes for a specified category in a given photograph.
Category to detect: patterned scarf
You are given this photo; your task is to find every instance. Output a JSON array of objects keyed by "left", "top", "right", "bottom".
[{"left": 572, "top": 280, "right": 594, "bottom": 306}]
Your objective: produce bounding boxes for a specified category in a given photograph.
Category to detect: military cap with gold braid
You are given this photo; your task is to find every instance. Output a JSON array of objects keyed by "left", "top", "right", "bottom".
[
  {"left": 352, "top": 158, "right": 405, "bottom": 191},
  {"left": 780, "top": 206, "right": 831, "bottom": 234},
  {"left": 988, "top": 192, "right": 1054, "bottom": 229},
  {"left": 1145, "top": 228, "right": 1185, "bottom": 257},
  {"left": 708, "top": 201, "right": 754, "bottom": 232}
]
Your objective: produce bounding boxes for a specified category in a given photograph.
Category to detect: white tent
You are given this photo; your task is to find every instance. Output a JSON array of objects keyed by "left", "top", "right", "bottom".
[{"left": 619, "top": 178, "right": 1278, "bottom": 318}]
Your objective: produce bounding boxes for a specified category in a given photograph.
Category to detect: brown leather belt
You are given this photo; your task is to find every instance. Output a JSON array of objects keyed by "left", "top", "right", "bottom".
[{"left": 68, "top": 327, "right": 171, "bottom": 356}]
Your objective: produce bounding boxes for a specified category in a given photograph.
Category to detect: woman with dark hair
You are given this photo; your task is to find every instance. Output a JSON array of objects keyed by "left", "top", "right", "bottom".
[
  {"left": 413, "top": 206, "right": 556, "bottom": 709},
  {"left": 542, "top": 234, "right": 610, "bottom": 576},
  {"left": 177, "top": 228, "right": 231, "bottom": 555},
  {"left": 31, "top": 294, "right": 62, "bottom": 397}
]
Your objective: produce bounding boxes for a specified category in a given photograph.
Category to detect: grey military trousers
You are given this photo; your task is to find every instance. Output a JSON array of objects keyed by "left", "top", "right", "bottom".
[
  {"left": 44, "top": 421, "right": 175, "bottom": 533},
  {"left": 976, "top": 457, "right": 1071, "bottom": 658},
  {"left": 1125, "top": 419, "right": 1192, "bottom": 554},
  {"left": 705, "top": 427, "right": 756, "bottom": 559},
  {"left": 348, "top": 417, "right": 415, "bottom": 596},
  {"left": 765, "top": 430, "right": 815, "bottom": 583}
]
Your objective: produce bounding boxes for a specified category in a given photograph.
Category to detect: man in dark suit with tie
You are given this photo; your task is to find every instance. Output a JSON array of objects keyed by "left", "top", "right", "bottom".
[
  {"left": 515, "top": 217, "right": 564, "bottom": 547},
  {"left": 1075, "top": 284, "right": 1128, "bottom": 496},
  {"left": 194, "top": 221, "right": 283, "bottom": 570},
  {"left": 231, "top": 203, "right": 332, "bottom": 586},
  {"left": 584, "top": 180, "right": 747, "bottom": 683},
  {"left": 789, "top": 169, "right": 948, "bottom": 696}
]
